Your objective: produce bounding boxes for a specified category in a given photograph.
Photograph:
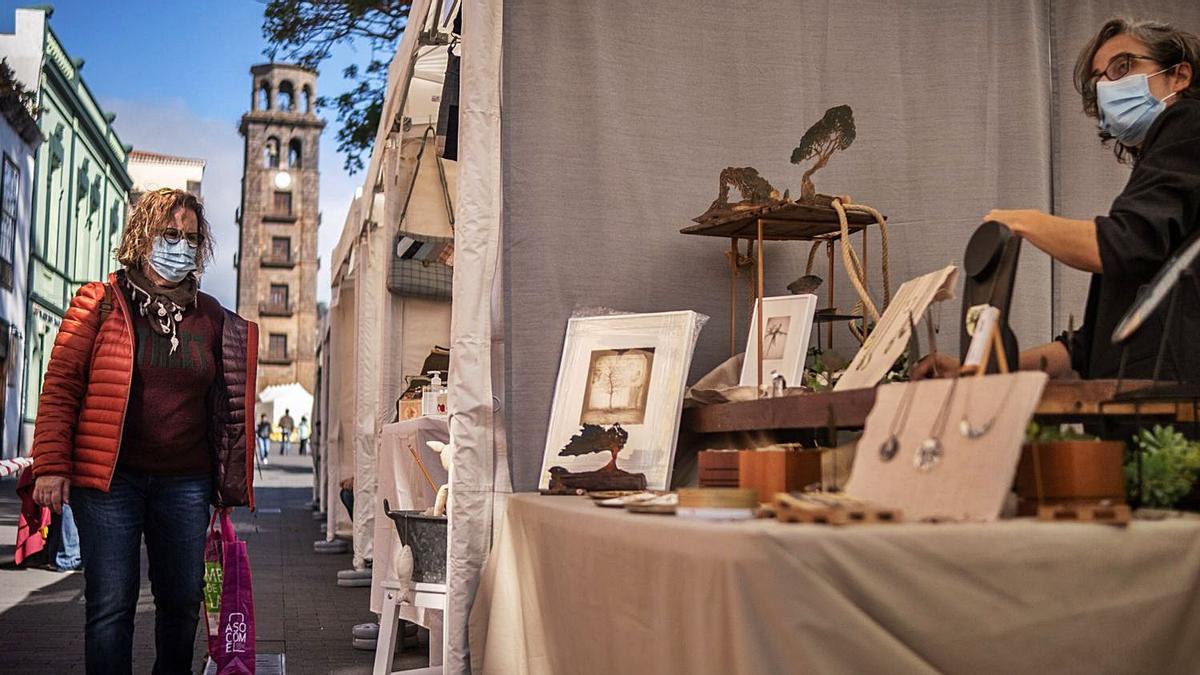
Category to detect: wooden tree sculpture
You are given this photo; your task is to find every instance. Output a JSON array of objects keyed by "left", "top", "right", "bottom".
[
  {"left": 791, "top": 105, "right": 856, "bottom": 202},
  {"left": 560, "top": 423, "right": 630, "bottom": 472}
]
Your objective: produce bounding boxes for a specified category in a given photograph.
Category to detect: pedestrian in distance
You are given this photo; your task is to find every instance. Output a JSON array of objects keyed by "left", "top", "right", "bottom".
[
  {"left": 278, "top": 408, "right": 295, "bottom": 455},
  {"left": 256, "top": 413, "right": 272, "bottom": 464},
  {"left": 297, "top": 415, "right": 311, "bottom": 455},
  {"left": 30, "top": 188, "right": 258, "bottom": 674}
]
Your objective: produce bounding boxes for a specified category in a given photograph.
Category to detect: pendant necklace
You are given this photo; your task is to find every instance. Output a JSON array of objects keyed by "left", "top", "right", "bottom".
[
  {"left": 914, "top": 375, "right": 960, "bottom": 471},
  {"left": 879, "top": 379, "right": 920, "bottom": 462},
  {"left": 958, "top": 374, "right": 1019, "bottom": 439}
]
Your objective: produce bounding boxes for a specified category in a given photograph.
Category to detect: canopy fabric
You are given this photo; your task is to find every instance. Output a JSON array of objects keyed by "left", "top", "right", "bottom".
[{"left": 445, "top": 0, "right": 507, "bottom": 670}]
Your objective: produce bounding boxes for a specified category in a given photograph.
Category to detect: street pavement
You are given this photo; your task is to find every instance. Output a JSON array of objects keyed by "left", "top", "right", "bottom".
[{"left": 0, "top": 449, "right": 430, "bottom": 674}]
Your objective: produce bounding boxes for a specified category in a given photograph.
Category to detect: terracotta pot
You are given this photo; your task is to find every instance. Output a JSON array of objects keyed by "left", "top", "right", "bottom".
[{"left": 1015, "top": 440, "right": 1126, "bottom": 502}]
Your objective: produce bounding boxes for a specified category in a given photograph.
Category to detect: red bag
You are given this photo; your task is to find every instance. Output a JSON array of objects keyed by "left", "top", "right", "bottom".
[
  {"left": 14, "top": 468, "right": 50, "bottom": 566},
  {"left": 203, "top": 508, "right": 256, "bottom": 674}
]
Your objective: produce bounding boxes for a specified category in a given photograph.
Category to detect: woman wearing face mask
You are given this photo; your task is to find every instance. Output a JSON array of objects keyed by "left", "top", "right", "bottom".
[
  {"left": 30, "top": 188, "right": 258, "bottom": 673},
  {"left": 916, "top": 18, "right": 1200, "bottom": 381}
]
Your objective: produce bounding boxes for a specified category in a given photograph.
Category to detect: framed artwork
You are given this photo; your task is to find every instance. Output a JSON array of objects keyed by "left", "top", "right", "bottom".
[
  {"left": 739, "top": 295, "right": 818, "bottom": 387},
  {"left": 539, "top": 311, "right": 705, "bottom": 491}
]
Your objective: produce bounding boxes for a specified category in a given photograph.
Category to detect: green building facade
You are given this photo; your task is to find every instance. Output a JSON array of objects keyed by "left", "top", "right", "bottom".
[{"left": 14, "top": 9, "right": 131, "bottom": 449}]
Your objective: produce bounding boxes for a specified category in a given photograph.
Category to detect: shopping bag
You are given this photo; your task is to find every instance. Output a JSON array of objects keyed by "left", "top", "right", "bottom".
[{"left": 203, "top": 508, "right": 256, "bottom": 674}]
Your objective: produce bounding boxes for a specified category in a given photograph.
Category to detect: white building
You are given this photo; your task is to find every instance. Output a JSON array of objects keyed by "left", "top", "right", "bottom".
[
  {"left": 0, "top": 61, "right": 42, "bottom": 458},
  {"left": 127, "top": 148, "right": 204, "bottom": 201}
]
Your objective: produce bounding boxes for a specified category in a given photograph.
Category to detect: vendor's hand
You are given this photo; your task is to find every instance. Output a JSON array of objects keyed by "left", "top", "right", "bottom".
[
  {"left": 33, "top": 475, "right": 70, "bottom": 514},
  {"left": 911, "top": 353, "right": 960, "bottom": 380},
  {"left": 983, "top": 209, "right": 1042, "bottom": 237}
]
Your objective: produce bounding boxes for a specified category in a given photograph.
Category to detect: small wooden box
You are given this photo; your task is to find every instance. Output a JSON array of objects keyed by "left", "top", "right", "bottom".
[
  {"left": 738, "top": 450, "right": 822, "bottom": 503},
  {"left": 1016, "top": 441, "right": 1125, "bottom": 500},
  {"left": 398, "top": 399, "right": 423, "bottom": 421},
  {"left": 698, "top": 450, "right": 741, "bottom": 488}
]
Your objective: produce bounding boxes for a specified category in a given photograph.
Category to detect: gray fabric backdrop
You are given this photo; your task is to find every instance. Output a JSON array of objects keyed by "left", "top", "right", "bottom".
[{"left": 501, "top": 0, "right": 1199, "bottom": 492}]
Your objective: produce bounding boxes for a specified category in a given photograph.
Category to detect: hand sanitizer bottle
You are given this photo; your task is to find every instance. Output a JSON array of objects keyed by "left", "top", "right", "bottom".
[{"left": 423, "top": 371, "right": 443, "bottom": 416}]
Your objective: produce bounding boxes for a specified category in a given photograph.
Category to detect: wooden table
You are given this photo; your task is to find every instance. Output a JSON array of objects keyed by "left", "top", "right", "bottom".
[{"left": 682, "top": 379, "right": 1187, "bottom": 434}]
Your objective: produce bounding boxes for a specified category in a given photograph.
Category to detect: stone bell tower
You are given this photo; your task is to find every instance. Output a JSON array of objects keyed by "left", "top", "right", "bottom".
[{"left": 236, "top": 63, "right": 324, "bottom": 396}]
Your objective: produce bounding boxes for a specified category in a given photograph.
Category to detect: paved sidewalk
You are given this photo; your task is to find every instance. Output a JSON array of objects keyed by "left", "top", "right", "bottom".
[{"left": 0, "top": 451, "right": 430, "bottom": 674}]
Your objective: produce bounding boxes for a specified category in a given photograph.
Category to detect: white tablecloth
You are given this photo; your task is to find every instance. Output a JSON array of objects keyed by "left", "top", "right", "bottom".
[
  {"left": 469, "top": 495, "right": 1200, "bottom": 674},
  {"left": 371, "top": 416, "right": 450, "bottom": 623}
]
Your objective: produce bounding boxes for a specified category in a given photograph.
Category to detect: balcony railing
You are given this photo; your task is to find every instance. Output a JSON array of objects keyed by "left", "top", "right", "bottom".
[
  {"left": 263, "top": 210, "right": 297, "bottom": 223},
  {"left": 261, "top": 349, "right": 293, "bottom": 365},
  {"left": 261, "top": 253, "right": 296, "bottom": 269},
  {"left": 259, "top": 301, "right": 295, "bottom": 317}
]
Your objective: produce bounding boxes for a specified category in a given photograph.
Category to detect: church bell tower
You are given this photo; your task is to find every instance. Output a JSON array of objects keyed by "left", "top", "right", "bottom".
[{"left": 236, "top": 63, "right": 324, "bottom": 396}]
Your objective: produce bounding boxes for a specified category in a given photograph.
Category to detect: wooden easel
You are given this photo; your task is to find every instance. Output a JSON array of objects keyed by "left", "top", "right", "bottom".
[{"left": 960, "top": 310, "right": 1009, "bottom": 377}]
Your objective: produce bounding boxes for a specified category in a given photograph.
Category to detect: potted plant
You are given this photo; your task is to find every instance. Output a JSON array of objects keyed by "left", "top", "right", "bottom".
[{"left": 1128, "top": 425, "right": 1200, "bottom": 510}]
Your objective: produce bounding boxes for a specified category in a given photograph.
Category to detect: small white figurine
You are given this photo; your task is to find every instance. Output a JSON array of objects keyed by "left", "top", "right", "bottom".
[{"left": 425, "top": 440, "right": 453, "bottom": 517}]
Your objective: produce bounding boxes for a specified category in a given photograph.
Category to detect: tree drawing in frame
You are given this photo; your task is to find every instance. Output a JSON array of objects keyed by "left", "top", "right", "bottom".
[
  {"left": 763, "top": 316, "right": 789, "bottom": 360},
  {"left": 580, "top": 348, "right": 655, "bottom": 426}
]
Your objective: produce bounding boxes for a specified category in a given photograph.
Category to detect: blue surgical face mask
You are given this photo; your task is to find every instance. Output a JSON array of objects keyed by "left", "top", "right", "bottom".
[
  {"left": 148, "top": 235, "right": 198, "bottom": 283},
  {"left": 1096, "top": 66, "right": 1178, "bottom": 147}
]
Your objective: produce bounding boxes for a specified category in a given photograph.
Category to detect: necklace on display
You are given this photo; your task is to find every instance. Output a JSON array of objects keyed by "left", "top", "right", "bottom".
[
  {"left": 879, "top": 313, "right": 921, "bottom": 462},
  {"left": 914, "top": 374, "right": 960, "bottom": 471},
  {"left": 958, "top": 373, "right": 1019, "bottom": 439}
]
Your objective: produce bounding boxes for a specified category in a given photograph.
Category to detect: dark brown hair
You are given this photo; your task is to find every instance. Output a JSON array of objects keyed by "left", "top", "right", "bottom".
[
  {"left": 1073, "top": 17, "right": 1200, "bottom": 162},
  {"left": 117, "top": 188, "right": 213, "bottom": 273}
]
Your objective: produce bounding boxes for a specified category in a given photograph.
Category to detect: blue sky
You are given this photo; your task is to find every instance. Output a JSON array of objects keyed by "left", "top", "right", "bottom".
[{"left": 1, "top": 0, "right": 378, "bottom": 306}]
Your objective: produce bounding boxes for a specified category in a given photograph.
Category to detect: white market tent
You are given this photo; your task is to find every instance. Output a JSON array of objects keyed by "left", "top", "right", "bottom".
[
  {"left": 325, "top": 0, "right": 1200, "bottom": 672},
  {"left": 318, "top": 0, "right": 479, "bottom": 630}
]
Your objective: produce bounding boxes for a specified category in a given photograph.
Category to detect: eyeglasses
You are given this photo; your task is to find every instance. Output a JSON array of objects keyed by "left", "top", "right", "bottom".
[
  {"left": 1090, "top": 53, "right": 1159, "bottom": 85},
  {"left": 161, "top": 227, "right": 204, "bottom": 248}
]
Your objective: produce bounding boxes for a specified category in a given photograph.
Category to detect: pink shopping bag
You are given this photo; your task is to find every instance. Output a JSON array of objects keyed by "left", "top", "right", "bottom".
[{"left": 203, "top": 508, "right": 256, "bottom": 674}]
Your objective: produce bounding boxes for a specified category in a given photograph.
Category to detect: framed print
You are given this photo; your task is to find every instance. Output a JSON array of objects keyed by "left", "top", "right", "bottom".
[
  {"left": 739, "top": 294, "right": 818, "bottom": 387},
  {"left": 539, "top": 311, "right": 705, "bottom": 491}
]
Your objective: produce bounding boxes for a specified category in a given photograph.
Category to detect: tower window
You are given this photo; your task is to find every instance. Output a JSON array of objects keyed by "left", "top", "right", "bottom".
[
  {"left": 257, "top": 82, "right": 271, "bottom": 111},
  {"left": 271, "top": 236, "right": 291, "bottom": 262},
  {"left": 268, "top": 333, "right": 288, "bottom": 361},
  {"left": 302, "top": 85, "right": 313, "bottom": 113},
  {"left": 269, "top": 283, "right": 289, "bottom": 307},
  {"left": 264, "top": 137, "right": 280, "bottom": 169},
  {"left": 273, "top": 190, "right": 292, "bottom": 216},
  {"left": 288, "top": 139, "right": 302, "bottom": 169},
  {"left": 278, "top": 81, "right": 295, "bottom": 112}
]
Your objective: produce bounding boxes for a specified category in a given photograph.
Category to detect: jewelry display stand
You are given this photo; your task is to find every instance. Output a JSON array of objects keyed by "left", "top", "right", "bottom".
[
  {"left": 834, "top": 265, "right": 958, "bottom": 391},
  {"left": 844, "top": 372, "right": 1048, "bottom": 522},
  {"left": 959, "top": 221, "right": 1021, "bottom": 373}
]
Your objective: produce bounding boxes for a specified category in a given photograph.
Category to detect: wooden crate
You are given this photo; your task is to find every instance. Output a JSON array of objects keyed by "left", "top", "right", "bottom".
[
  {"left": 774, "top": 492, "right": 902, "bottom": 526},
  {"left": 738, "top": 450, "right": 821, "bottom": 500},
  {"left": 1037, "top": 502, "right": 1131, "bottom": 526},
  {"left": 698, "top": 450, "right": 741, "bottom": 488}
]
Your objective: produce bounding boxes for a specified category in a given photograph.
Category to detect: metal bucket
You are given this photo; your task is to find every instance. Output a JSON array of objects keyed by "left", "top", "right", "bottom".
[{"left": 383, "top": 500, "right": 448, "bottom": 584}]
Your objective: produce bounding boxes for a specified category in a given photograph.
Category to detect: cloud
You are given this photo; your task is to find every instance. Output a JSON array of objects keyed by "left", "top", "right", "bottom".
[{"left": 103, "top": 96, "right": 356, "bottom": 307}]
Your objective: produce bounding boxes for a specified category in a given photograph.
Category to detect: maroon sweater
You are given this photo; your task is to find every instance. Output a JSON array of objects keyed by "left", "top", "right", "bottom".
[{"left": 118, "top": 285, "right": 225, "bottom": 475}]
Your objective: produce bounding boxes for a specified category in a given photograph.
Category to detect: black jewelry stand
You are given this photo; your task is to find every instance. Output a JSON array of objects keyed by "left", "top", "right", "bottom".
[{"left": 1108, "top": 269, "right": 1200, "bottom": 507}]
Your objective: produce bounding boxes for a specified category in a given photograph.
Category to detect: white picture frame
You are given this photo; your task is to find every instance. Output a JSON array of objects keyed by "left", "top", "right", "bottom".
[
  {"left": 739, "top": 294, "right": 818, "bottom": 387},
  {"left": 539, "top": 311, "right": 705, "bottom": 491}
]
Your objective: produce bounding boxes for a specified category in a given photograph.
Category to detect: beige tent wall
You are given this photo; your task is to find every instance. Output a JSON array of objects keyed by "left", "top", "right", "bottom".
[
  {"left": 377, "top": 123, "right": 456, "bottom": 427},
  {"left": 326, "top": 266, "right": 357, "bottom": 542}
]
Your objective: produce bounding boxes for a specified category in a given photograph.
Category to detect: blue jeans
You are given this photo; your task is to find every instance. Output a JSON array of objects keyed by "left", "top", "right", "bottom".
[
  {"left": 72, "top": 468, "right": 212, "bottom": 675},
  {"left": 256, "top": 435, "right": 269, "bottom": 459},
  {"left": 54, "top": 502, "right": 82, "bottom": 570}
]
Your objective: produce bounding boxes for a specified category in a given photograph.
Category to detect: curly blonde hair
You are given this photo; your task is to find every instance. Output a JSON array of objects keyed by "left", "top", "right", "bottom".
[{"left": 117, "top": 188, "right": 214, "bottom": 273}]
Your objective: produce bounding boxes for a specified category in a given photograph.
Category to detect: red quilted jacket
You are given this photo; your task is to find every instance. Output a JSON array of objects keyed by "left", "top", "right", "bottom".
[{"left": 31, "top": 272, "right": 259, "bottom": 508}]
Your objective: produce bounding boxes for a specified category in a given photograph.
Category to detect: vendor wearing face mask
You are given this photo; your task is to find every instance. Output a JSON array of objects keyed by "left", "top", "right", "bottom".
[
  {"left": 30, "top": 188, "right": 258, "bottom": 673},
  {"left": 917, "top": 18, "right": 1200, "bottom": 381}
]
